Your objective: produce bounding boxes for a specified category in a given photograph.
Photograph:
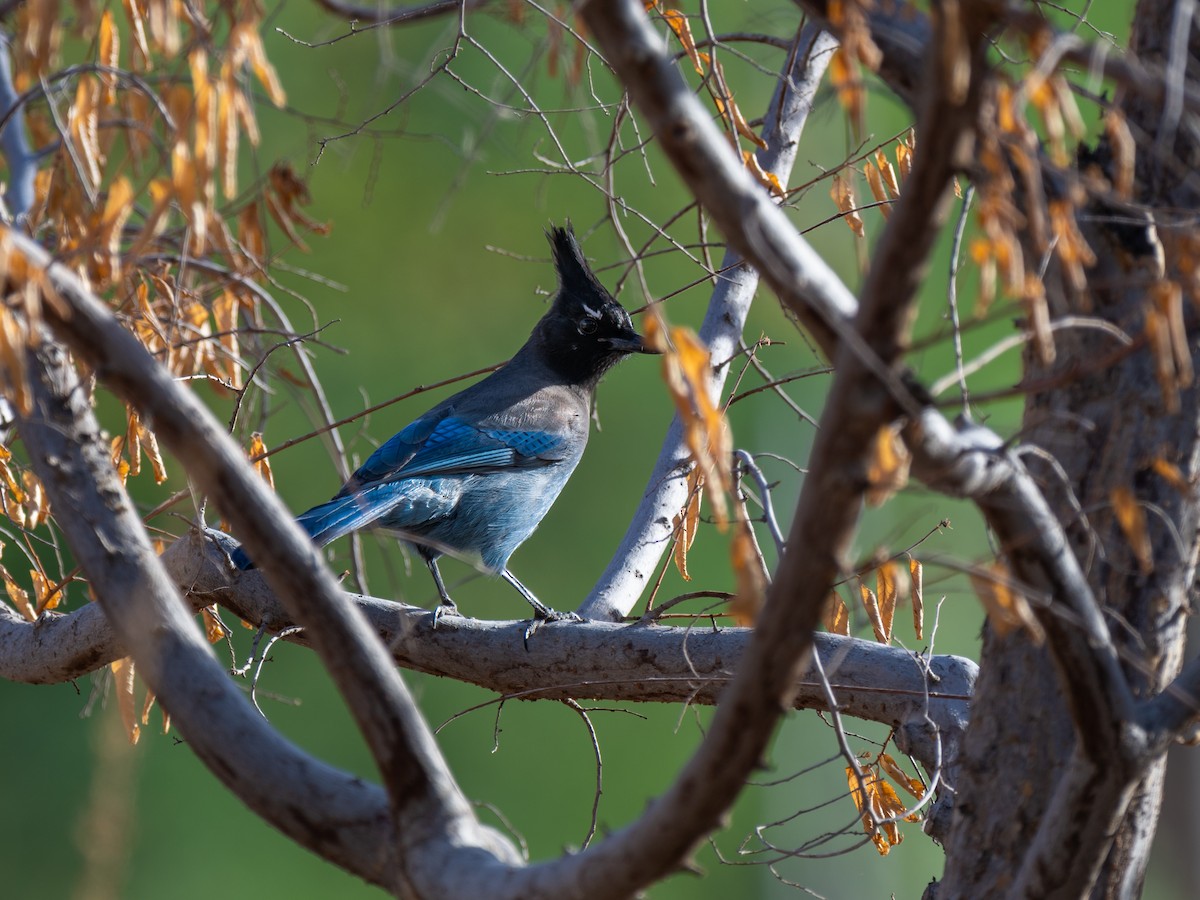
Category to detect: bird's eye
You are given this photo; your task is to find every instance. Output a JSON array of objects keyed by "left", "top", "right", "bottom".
[{"left": 578, "top": 318, "right": 598, "bottom": 335}]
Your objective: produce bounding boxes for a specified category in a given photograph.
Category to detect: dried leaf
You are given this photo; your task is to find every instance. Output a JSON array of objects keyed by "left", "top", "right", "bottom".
[
  {"left": 1111, "top": 485, "right": 1154, "bottom": 574},
  {"left": 1105, "top": 109, "right": 1135, "bottom": 199},
  {"left": 661, "top": 8, "right": 709, "bottom": 75},
  {"left": 123, "top": 0, "right": 152, "bottom": 68},
  {"left": 829, "top": 46, "right": 864, "bottom": 132},
  {"left": 31, "top": 568, "right": 59, "bottom": 613},
  {"left": 1023, "top": 273, "right": 1055, "bottom": 366},
  {"left": 969, "top": 561, "right": 1045, "bottom": 642},
  {"left": 865, "top": 422, "right": 910, "bottom": 506},
  {"left": 0, "top": 306, "right": 32, "bottom": 415},
  {"left": 238, "top": 202, "right": 266, "bottom": 268},
  {"left": 1151, "top": 457, "right": 1192, "bottom": 494},
  {"left": 212, "top": 288, "right": 243, "bottom": 390},
  {"left": 823, "top": 592, "right": 850, "bottom": 635},
  {"left": 909, "top": 556, "right": 924, "bottom": 640},
  {"left": 111, "top": 656, "right": 141, "bottom": 744},
  {"left": 239, "top": 24, "right": 287, "bottom": 107},
  {"left": 729, "top": 518, "right": 766, "bottom": 626},
  {"left": 875, "top": 561, "right": 900, "bottom": 644},
  {"left": 859, "top": 582, "right": 887, "bottom": 644},
  {"left": 830, "top": 172, "right": 865, "bottom": 237},
  {"left": 248, "top": 432, "right": 274, "bottom": 491},
  {"left": 645, "top": 314, "right": 732, "bottom": 528},
  {"left": 742, "top": 151, "right": 785, "bottom": 199},
  {"left": 140, "top": 685, "right": 157, "bottom": 726},
  {"left": 875, "top": 148, "right": 900, "bottom": 198},
  {"left": 672, "top": 467, "right": 703, "bottom": 581},
  {"left": 98, "top": 177, "right": 135, "bottom": 281},
  {"left": 879, "top": 752, "right": 926, "bottom": 804},
  {"left": 895, "top": 133, "right": 914, "bottom": 181},
  {"left": 138, "top": 420, "right": 167, "bottom": 484},
  {"left": 863, "top": 159, "right": 890, "bottom": 218},
  {"left": 1, "top": 560, "right": 35, "bottom": 621},
  {"left": 68, "top": 75, "right": 103, "bottom": 189},
  {"left": 201, "top": 606, "right": 228, "bottom": 643},
  {"left": 98, "top": 10, "right": 120, "bottom": 105}
]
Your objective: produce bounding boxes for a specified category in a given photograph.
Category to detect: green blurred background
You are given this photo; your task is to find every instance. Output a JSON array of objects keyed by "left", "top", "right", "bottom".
[{"left": 5, "top": 2, "right": 1187, "bottom": 898}]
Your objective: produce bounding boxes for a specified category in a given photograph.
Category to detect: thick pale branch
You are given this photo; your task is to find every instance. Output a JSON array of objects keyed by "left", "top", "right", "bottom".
[
  {"left": 508, "top": 1, "right": 967, "bottom": 894},
  {"left": 13, "top": 340, "right": 399, "bottom": 889},
  {"left": 581, "top": 24, "right": 838, "bottom": 620},
  {"left": 170, "top": 531, "right": 974, "bottom": 784},
  {"left": 5, "top": 228, "right": 525, "bottom": 895}
]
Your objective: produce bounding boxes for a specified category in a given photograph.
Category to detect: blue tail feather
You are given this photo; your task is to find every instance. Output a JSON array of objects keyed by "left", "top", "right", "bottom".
[{"left": 231, "top": 493, "right": 389, "bottom": 570}]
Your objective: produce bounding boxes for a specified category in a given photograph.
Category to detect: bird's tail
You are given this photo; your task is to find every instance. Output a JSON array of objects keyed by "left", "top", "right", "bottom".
[{"left": 229, "top": 494, "right": 386, "bottom": 570}]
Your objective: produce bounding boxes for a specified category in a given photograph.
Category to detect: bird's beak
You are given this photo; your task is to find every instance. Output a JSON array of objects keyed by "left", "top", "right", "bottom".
[{"left": 605, "top": 332, "right": 660, "bottom": 354}]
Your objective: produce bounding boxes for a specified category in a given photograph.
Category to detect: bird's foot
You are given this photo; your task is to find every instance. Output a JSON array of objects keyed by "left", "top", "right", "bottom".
[
  {"left": 522, "top": 605, "right": 584, "bottom": 645},
  {"left": 432, "top": 601, "right": 463, "bottom": 629}
]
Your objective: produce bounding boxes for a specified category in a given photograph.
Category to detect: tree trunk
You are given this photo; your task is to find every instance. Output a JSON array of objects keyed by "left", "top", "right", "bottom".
[{"left": 941, "top": 2, "right": 1200, "bottom": 895}]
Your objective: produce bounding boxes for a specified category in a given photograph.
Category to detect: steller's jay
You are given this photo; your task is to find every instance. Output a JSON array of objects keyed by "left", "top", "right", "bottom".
[{"left": 232, "top": 224, "right": 653, "bottom": 626}]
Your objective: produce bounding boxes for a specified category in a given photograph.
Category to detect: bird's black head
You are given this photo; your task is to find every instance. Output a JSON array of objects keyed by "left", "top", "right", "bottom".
[{"left": 531, "top": 224, "right": 654, "bottom": 388}]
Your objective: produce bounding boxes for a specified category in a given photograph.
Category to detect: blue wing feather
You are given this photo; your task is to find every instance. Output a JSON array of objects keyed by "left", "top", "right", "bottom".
[
  {"left": 349, "top": 415, "right": 565, "bottom": 488},
  {"left": 232, "top": 414, "right": 570, "bottom": 570}
]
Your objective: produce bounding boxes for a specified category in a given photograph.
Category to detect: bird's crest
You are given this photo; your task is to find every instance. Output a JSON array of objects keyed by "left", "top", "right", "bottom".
[{"left": 546, "top": 223, "right": 614, "bottom": 314}]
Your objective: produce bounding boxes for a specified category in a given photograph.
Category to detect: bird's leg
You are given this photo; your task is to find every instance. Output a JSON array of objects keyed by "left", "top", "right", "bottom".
[
  {"left": 501, "top": 569, "right": 583, "bottom": 642},
  {"left": 424, "top": 557, "right": 462, "bottom": 628}
]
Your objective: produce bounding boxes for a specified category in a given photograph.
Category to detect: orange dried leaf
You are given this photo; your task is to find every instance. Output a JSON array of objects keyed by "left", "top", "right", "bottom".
[
  {"left": 0, "top": 306, "right": 31, "bottom": 415},
  {"left": 201, "top": 606, "right": 228, "bottom": 643},
  {"left": 98, "top": 10, "right": 120, "bottom": 105},
  {"left": 742, "top": 150, "right": 784, "bottom": 199},
  {"left": 875, "top": 561, "right": 899, "bottom": 643},
  {"left": 1105, "top": 110, "right": 1135, "bottom": 199},
  {"left": 1, "top": 561, "right": 35, "bottom": 621},
  {"left": 238, "top": 202, "right": 266, "bottom": 267},
  {"left": 140, "top": 685, "right": 157, "bottom": 726},
  {"left": 648, "top": 314, "right": 732, "bottom": 528},
  {"left": 896, "top": 136, "right": 914, "bottom": 181},
  {"left": 662, "top": 8, "right": 708, "bottom": 75},
  {"left": 909, "top": 556, "right": 924, "bottom": 640},
  {"left": 1111, "top": 485, "right": 1154, "bottom": 574},
  {"left": 829, "top": 46, "right": 864, "bottom": 131},
  {"left": 212, "top": 288, "right": 243, "bottom": 390},
  {"left": 830, "top": 172, "right": 865, "bottom": 237},
  {"left": 672, "top": 467, "right": 703, "bottom": 581},
  {"left": 720, "top": 84, "right": 768, "bottom": 150},
  {"left": 138, "top": 421, "right": 167, "bottom": 484},
  {"left": 217, "top": 82, "right": 239, "bottom": 199},
  {"left": 865, "top": 422, "right": 910, "bottom": 506},
  {"left": 31, "top": 568, "right": 58, "bottom": 613},
  {"left": 123, "top": 0, "right": 152, "bottom": 68},
  {"left": 1151, "top": 457, "right": 1192, "bottom": 494},
  {"left": 864, "top": 159, "right": 889, "bottom": 217},
  {"left": 729, "top": 518, "right": 766, "bottom": 625},
  {"left": 859, "top": 582, "right": 887, "bottom": 644},
  {"left": 874, "top": 148, "right": 900, "bottom": 198},
  {"left": 879, "top": 752, "right": 926, "bottom": 802},
  {"left": 823, "top": 592, "right": 850, "bottom": 635},
  {"left": 21, "top": 470, "right": 47, "bottom": 529},
  {"left": 969, "top": 561, "right": 1045, "bottom": 642},
  {"left": 248, "top": 432, "right": 274, "bottom": 491},
  {"left": 111, "top": 657, "right": 141, "bottom": 744}
]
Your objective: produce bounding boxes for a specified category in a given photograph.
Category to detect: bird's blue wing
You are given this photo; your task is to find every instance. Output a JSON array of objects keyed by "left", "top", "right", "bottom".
[{"left": 348, "top": 414, "right": 566, "bottom": 487}]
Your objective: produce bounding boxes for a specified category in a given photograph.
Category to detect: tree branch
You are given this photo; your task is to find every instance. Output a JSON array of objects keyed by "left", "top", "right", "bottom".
[
  {"left": 3, "top": 228, "right": 527, "bottom": 896},
  {"left": 581, "top": 23, "right": 839, "bottom": 621},
  {"left": 13, "top": 338, "right": 399, "bottom": 889}
]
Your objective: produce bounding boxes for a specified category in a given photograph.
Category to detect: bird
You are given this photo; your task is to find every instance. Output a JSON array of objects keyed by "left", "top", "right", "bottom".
[{"left": 232, "top": 223, "right": 654, "bottom": 627}]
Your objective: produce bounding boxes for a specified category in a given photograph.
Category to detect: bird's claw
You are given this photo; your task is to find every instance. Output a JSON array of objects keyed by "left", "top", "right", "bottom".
[
  {"left": 522, "top": 606, "right": 584, "bottom": 645},
  {"left": 432, "top": 602, "right": 463, "bottom": 629}
]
